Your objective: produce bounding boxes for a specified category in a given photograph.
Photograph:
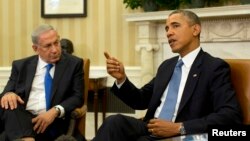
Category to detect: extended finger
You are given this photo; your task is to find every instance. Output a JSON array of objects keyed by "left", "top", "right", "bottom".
[
  {"left": 9, "top": 95, "right": 17, "bottom": 109},
  {"left": 0, "top": 99, "right": 4, "bottom": 108},
  {"left": 33, "top": 119, "right": 42, "bottom": 131},
  {"left": 38, "top": 122, "right": 47, "bottom": 134},
  {"left": 107, "top": 65, "right": 120, "bottom": 73},
  {"left": 106, "top": 57, "right": 119, "bottom": 65},
  {"left": 36, "top": 123, "right": 43, "bottom": 134},
  {"left": 107, "top": 61, "right": 120, "bottom": 70},
  {"left": 4, "top": 102, "right": 9, "bottom": 109},
  {"left": 9, "top": 101, "right": 15, "bottom": 110},
  {"left": 17, "top": 96, "right": 25, "bottom": 104},
  {"left": 148, "top": 128, "right": 154, "bottom": 133},
  {"left": 0, "top": 97, "right": 6, "bottom": 108},
  {"left": 40, "top": 123, "right": 47, "bottom": 133},
  {"left": 2, "top": 100, "right": 9, "bottom": 109},
  {"left": 104, "top": 52, "right": 111, "bottom": 59},
  {"left": 33, "top": 122, "right": 39, "bottom": 131}
]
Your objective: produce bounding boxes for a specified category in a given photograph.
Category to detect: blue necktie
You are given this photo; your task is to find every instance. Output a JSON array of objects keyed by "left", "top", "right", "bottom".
[
  {"left": 159, "top": 59, "right": 183, "bottom": 120},
  {"left": 45, "top": 64, "right": 53, "bottom": 111}
]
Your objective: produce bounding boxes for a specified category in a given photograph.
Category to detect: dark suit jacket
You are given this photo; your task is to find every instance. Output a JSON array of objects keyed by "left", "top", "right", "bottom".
[
  {"left": 111, "top": 49, "right": 242, "bottom": 134},
  {"left": 0, "top": 52, "right": 84, "bottom": 132}
]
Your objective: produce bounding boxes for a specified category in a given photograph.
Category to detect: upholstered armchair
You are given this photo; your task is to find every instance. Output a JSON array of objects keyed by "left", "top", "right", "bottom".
[{"left": 67, "top": 58, "right": 90, "bottom": 140}]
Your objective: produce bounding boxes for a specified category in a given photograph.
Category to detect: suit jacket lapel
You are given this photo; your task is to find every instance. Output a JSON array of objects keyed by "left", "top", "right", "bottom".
[
  {"left": 51, "top": 55, "right": 68, "bottom": 99},
  {"left": 25, "top": 57, "right": 38, "bottom": 102},
  {"left": 154, "top": 59, "right": 178, "bottom": 102}
]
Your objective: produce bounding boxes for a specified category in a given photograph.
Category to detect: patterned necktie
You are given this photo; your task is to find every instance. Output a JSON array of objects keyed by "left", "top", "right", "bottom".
[
  {"left": 159, "top": 59, "right": 183, "bottom": 120},
  {"left": 45, "top": 64, "right": 53, "bottom": 111}
]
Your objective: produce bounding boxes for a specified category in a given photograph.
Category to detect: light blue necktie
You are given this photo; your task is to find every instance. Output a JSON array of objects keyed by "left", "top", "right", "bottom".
[
  {"left": 45, "top": 64, "right": 53, "bottom": 111},
  {"left": 159, "top": 59, "right": 183, "bottom": 120}
]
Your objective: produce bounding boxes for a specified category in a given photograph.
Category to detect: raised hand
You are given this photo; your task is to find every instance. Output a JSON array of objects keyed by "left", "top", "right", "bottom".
[{"left": 104, "top": 52, "right": 126, "bottom": 84}]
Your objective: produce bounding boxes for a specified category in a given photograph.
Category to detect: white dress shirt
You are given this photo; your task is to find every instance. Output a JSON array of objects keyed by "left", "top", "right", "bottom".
[
  {"left": 154, "top": 47, "right": 201, "bottom": 121},
  {"left": 115, "top": 47, "right": 201, "bottom": 121},
  {"left": 26, "top": 56, "right": 64, "bottom": 117}
]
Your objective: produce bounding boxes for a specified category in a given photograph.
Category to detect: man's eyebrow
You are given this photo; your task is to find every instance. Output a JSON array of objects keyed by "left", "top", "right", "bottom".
[
  {"left": 165, "top": 22, "right": 180, "bottom": 31},
  {"left": 170, "top": 21, "right": 180, "bottom": 25},
  {"left": 165, "top": 26, "right": 168, "bottom": 31}
]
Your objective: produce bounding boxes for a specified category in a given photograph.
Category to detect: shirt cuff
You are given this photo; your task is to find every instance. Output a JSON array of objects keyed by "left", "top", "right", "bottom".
[
  {"left": 115, "top": 78, "right": 126, "bottom": 88},
  {"left": 55, "top": 105, "right": 65, "bottom": 118}
]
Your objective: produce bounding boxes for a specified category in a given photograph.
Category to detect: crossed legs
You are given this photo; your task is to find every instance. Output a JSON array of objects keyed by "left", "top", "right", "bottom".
[{"left": 92, "top": 114, "right": 153, "bottom": 141}]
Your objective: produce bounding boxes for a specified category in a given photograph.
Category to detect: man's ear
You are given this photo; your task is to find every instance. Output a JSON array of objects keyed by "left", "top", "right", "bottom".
[
  {"left": 32, "top": 45, "right": 38, "bottom": 52},
  {"left": 193, "top": 24, "right": 201, "bottom": 36}
]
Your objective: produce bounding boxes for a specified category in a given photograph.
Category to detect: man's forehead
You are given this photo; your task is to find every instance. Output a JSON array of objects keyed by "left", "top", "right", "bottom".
[
  {"left": 38, "top": 36, "right": 59, "bottom": 46},
  {"left": 166, "top": 14, "right": 186, "bottom": 24}
]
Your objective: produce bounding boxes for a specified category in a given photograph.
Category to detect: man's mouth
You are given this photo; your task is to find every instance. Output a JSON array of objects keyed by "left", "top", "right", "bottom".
[{"left": 168, "top": 39, "right": 176, "bottom": 46}]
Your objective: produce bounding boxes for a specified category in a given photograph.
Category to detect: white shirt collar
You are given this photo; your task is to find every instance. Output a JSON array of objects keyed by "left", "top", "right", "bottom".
[
  {"left": 179, "top": 47, "right": 201, "bottom": 68},
  {"left": 37, "top": 56, "right": 54, "bottom": 70}
]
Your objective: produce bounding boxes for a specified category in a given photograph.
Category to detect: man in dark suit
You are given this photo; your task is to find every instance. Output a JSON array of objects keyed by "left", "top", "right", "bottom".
[
  {"left": 0, "top": 24, "right": 84, "bottom": 141},
  {"left": 93, "top": 10, "right": 242, "bottom": 141}
]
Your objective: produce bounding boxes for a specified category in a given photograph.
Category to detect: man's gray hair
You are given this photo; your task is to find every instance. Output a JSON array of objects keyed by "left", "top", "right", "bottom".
[{"left": 31, "top": 24, "right": 56, "bottom": 44}]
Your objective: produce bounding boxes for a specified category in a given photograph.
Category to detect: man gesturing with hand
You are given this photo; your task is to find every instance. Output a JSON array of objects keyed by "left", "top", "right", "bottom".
[{"left": 92, "top": 10, "right": 242, "bottom": 141}]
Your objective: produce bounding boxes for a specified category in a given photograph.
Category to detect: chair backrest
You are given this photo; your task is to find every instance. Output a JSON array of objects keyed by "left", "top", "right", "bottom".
[
  {"left": 78, "top": 58, "right": 90, "bottom": 136},
  {"left": 83, "top": 58, "right": 90, "bottom": 114},
  {"left": 66, "top": 58, "right": 90, "bottom": 139},
  {"left": 225, "top": 59, "right": 250, "bottom": 124}
]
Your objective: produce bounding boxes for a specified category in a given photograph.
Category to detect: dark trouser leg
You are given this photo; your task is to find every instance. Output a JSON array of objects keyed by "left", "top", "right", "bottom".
[
  {"left": 3, "top": 105, "right": 35, "bottom": 140},
  {"left": 136, "top": 136, "right": 154, "bottom": 141},
  {"left": 92, "top": 114, "right": 152, "bottom": 141},
  {"left": 2, "top": 105, "right": 67, "bottom": 141},
  {"left": 0, "top": 107, "right": 4, "bottom": 133},
  {"left": 0, "top": 107, "right": 5, "bottom": 141}
]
